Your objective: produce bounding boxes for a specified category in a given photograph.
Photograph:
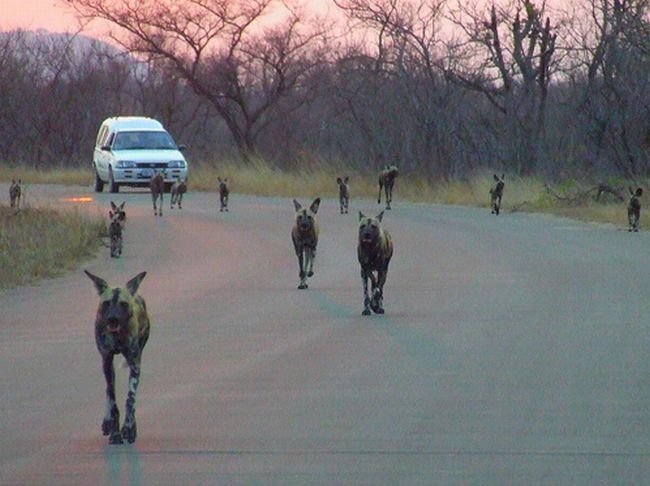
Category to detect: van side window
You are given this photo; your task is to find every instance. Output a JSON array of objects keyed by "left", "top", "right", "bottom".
[{"left": 96, "top": 126, "right": 108, "bottom": 147}]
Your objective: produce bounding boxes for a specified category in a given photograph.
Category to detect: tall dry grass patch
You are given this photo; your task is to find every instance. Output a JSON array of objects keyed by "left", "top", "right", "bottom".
[{"left": 0, "top": 206, "right": 105, "bottom": 288}]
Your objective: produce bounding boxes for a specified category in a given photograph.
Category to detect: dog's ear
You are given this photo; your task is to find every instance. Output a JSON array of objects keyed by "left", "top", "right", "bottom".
[
  {"left": 85, "top": 270, "right": 109, "bottom": 296},
  {"left": 501, "top": 173, "right": 505, "bottom": 180},
  {"left": 494, "top": 174, "right": 500, "bottom": 182},
  {"left": 218, "top": 177, "right": 222, "bottom": 183},
  {"left": 344, "top": 176, "right": 349, "bottom": 183},
  {"left": 119, "top": 202, "right": 125, "bottom": 210},
  {"left": 376, "top": 211, "right": 384, "bottom": 222},
  {"left": 110, "top": 201, "right": 117, "bottom": 211},
  {"left": 109, "top": 210, "right": 114, "bottom": 219},
  {"left": 629, "top": 186, "right": 635, "bottom": 195},
  {"left": 336, "top": 177, "right": 342, "bottom": 184},
  {"left": 637, "top": 188, "right": 643, "bottom": 197},
  {"left": 126, "top": 272, "right": 147, "bottom": 296},
  {"left": 293, "top": 199, "right": 302, "bottom": 212},
  {"left": 310, "top": 198, "right": 321, "bottom": 214},
  {"left": 359, "top": 211, "right": 365, "bottom": 221}
]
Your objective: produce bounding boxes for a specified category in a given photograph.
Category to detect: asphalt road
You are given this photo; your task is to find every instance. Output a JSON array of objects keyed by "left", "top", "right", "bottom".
[{"left": 1, "top": 184, "right": 649, "bottom": 484}]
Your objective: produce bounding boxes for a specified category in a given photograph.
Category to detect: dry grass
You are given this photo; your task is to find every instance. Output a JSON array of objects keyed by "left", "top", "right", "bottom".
[{"left": 0, "top": 205, "right": 105, "bottom": 289}]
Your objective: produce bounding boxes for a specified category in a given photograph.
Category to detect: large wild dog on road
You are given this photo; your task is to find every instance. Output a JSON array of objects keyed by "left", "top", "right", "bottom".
[
  {"left": 628, "top": 186, "right": 643, "bottom": 232},
  {"left": 150, "top": 171, "right": 165, "bottom": 216},
  {"left": 108, "top": 202, "right": 126, "bottom": 258},
  {"left": 489, "top": 174, "right": 505, "bottom": 215},
  {"left": 85, "top": 270, "right": 150, "bottom": 444},
  {"left": 9, "top": 179, "right": 21, "bottom": 208},
  {"left": 218, "top": 177, "right": 230, "bottom": 212},
  {"left": 377, "top": 165, "right": 399, "bottom": 210},
  {"left": 358, "top": 211, "right": 393, "bottom": 315},
  {"left": 170, "top": 178, "right": 187, "bottom": 209},
  {"left": 291, "top": 198, "right": 321, "bottom": 289},
  {"left": 337, "top": 176, "right": 350, "bottom": 214}
]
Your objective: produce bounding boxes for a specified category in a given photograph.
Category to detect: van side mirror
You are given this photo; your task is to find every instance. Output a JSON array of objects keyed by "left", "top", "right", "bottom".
[{"left": 177, "top": 144, "right": 186, "bottom": 152}]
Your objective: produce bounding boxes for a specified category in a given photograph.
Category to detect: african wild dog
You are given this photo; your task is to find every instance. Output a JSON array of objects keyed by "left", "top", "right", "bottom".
[
  {"left": 108, "top": 202, "right": 126, "bottom": 258},
  {"left": 489, "top": 173, "right": 505, "bottom": 215},
  {"left": 9, "top": 179, "right": 21, "bottom": 208},
  {"left": 218, "top": 177, "right": 230, "bottom": 212},
  {"left": 170, "top": 178, "right": 187, "bottom": 210},
  {"left": 291, "top": 198, "right": 321, "bottom": 289},
  {"left": 150, "top": 171, "right": 165, "bottom": 216},
  {"left": 337, "top": 176, "right": 350, "bottom": 214},
  {"left": 627, "top": 186, "right": 643, "bottom": 232},
  {"left": 358, "top": 211, "right": 393, "bottom": 315},
  {"left": 84, "top": 270, "right": 150, "bottom": 444},
  {"left": 377, "top": 165, "right": 399, "bottom": 210}
]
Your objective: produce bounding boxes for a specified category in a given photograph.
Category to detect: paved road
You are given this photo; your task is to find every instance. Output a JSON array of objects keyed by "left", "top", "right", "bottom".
[{"left": 1, "top": 184, "right": 649, "bottom": 484}]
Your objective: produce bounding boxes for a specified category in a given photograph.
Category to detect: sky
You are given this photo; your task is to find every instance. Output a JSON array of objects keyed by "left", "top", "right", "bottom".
[
  {"left": 1, "top": 0, "right": 81, "bottom": 32},
  {"left": 1, "top": 0, "right": 571, "bottom": 35}
]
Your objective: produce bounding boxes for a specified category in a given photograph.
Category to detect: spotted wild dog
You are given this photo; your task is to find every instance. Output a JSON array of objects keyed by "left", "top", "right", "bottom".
[
  {"left": 627, "top": 186, "right": 643, "bottom": 232},
  {"left": 84, "top": 270, "right": 150, "bottom": 444},
  {"left": 150, "top": 171, "right": 165, "bottom": 216},
  {"left": 108, "top": 202, "right": 126, "bottom": 258},
  {"left": 489, "top": 174, "right": 505, "bottom": 215},
  {"left": 377, "top": 165, "right": 399, "bottom": 210},
  {"left": 337, "top": 176, "right": 350, "bottom": 214},
  {"left": 170, "top": 178, "right": 187, "bottom": 209},
  {"left": 358, "top": 211, "right": 393, "bottom": 315},
  {"left": 218, "top": 177, "right": 230, "bottom": 212},
  {"left": 9, "top": 179, "right": 22, "bottom": 208},
  {"left": 292, "top": 198, "right": 321, "bottom": 289}
]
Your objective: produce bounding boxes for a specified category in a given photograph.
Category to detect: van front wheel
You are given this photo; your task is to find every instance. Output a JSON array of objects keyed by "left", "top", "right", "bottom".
[
  {"left": 109, "top": 169, "right": 119, "bottom": 193},
  {"left": 94, "top": 170, "right": 104, "bottom": 192}
]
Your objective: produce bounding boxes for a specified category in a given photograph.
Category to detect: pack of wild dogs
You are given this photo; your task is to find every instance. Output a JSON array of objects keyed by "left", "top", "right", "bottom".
[{"left": 5, "top": 165, "right": 633, "bottom": 446}]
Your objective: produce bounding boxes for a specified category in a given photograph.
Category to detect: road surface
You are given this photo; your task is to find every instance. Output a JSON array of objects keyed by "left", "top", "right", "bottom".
[{"left": 1, "top": 184, "right": 649, "bottom": 484}]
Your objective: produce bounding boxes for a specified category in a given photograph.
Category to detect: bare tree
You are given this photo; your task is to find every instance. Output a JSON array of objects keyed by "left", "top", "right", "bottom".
[
  {"left": 564, "top": 0, "right": 650, "bottom": 177},
  {"left": 65, "top": 0, "right": 329, "bottom": 161},
  {"left": 447, "top": 0, "right": 558, "bottom": 175}
]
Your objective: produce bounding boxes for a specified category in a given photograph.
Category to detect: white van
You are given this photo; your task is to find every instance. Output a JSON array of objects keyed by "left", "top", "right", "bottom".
[{"left": 93, "top": 116, "right": 188, "bottom": 193}]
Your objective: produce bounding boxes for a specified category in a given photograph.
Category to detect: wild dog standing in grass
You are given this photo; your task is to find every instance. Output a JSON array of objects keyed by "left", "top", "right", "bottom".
[
  {"left": 9, "top": 179, "right": 21, "bottom": 208},
  {"left": 150, "top": 171, "right": 165, "bottom": 216},
  {"left": 108, "top": 202, "right": 126, "bottom": 258},
  {"left": 337, "top": 176, "right": 350, "bottom": 214},
  {"left": 292, "top": 198, "right": 321, "bottom": 289},
  {"left": 218, "top": 177, "right": 230, "bottom": 212},
  {"left": 358, "top": 211, "right": 393, "bottom": 315},
  {"left": 489, "top": 174, "right": 505, "bottom": 215},
  {"left": 170, "top": 177, "right": 187, "bottom": 209},
  {"left": 627, "top": 186, "right": 643, "bottom": 232},
  {"left": 84, "top": 270, "right": 150, "bottom": 444},
  {"left": 377, "top": 165, "right": 399, "bottom": 210}
]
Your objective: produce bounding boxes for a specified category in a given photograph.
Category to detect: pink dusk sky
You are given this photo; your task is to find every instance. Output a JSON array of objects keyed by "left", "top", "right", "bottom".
[{"left": 1, "top": 0, "right": 571, "bottom": 34}]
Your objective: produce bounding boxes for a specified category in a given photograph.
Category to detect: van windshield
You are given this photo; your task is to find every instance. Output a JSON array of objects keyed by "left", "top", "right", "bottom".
[{"left": 112, "top": 131, "right": 177, "bottom": 150}]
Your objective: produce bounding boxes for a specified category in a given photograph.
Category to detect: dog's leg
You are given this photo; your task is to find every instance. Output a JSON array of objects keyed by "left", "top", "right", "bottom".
[
  {"left": 306, "top": 247, "right": 315, "bottom": 278},
  {"left": 101, "top": 354, "right": 123, "bottom": 444},
  {"left": 297, "top": 250, "right": 307, "bottom": 289},
  {"left": 373, "top": 267, "right": 388, "bottom": 314},
  {"left": 121, "top": 354, "right": 141, "bottom": 444},
  {"left": 361, "top": 268, "right": 371, "bottom": 315},
  {"left": 377, "top": 182, "right": 383, "bottom": 205}
]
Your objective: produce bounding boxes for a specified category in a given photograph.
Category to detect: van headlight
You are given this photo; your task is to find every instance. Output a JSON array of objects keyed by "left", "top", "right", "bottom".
[
  {"left": 168, "top": 160, "right": 186, "bottom": 169},
  {"left": 115, "top": 160, "right": 136, "bottom": 168}
]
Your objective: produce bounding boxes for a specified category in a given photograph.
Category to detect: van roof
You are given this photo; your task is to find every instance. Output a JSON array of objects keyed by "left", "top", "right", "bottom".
[{"left": 101, "top": 116, "right": 165, "bottom": 131}]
